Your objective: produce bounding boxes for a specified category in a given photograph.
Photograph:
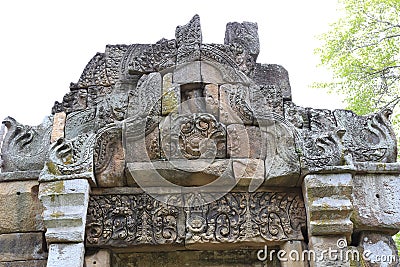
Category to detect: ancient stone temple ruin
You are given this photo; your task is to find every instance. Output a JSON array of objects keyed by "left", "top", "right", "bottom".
[{"left": 0, "top": 15, "right": 399, "bottom": 267}]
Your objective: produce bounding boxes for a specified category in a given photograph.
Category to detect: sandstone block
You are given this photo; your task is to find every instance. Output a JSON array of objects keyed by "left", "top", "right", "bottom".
[
  {"left": 253, "top": 63, "right": 291, "bottom": 100},
  {"left": 203, "top": 83, "right": 219, "bottom": 118},
  {"left": 359, "top": 232, "right": 399, "bottom": 266},
  {"left": 127, "top": 159, "right": 234, "bottom": 188},
  {"left": 227, "top": 124, "right": 265, "bottom": 158},
  {"left": 47, "top": 243, "right": 85, "bottom": 267},
  {"left": 50, "top": 112, "right": 66, "bottom": 143},
  {"left": 219, "top": 84, "right": 253, "bottom": 125},
  {"left": 309, "top": 236, "right": 350, "bottom": 267},
  {"left": 162, "top": 73, "right": 180, "bottom": 115},
  {"left": 0, "top": 233, "right": 47, "bottom": 261},
  {"left": 280, "top": 241, "right": 308, "bottom": 267},
  {"left": 124, "top": 118, "right": 160, "bottom": 162},
  {"left": 232, "top": 158, "right": 264, "bottom": 191},
  {"left": 352, "top": 174, "right": 400, "bottom": 234},
  {"left": 303, "top": 173, "right": 353, "bottom": 239},
  {"left": 39, "top": 179, "right": 89, "bottom": 243},
  {"left": 0, "top": 181, "right": 43, "bottom": 233},
  {"left": 85, "top": 250, "right": 111, "bottom": 267},
  {"left": 173, "top": 61, "right": 201, "bottom": 84},
  {"left": 200, "top": 60, "right": 251, "bottom": 85},
  {"left": 0, "top": 260, "right": 47, "bottom": 267}
]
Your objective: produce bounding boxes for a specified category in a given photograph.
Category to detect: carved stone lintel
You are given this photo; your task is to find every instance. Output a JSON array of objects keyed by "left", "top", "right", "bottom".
[
  {"left": 86, "top": 191, "right": 306, "bottom": 248},
  {"left": 86, "top": 194, "right": 185, "bottom": 247}
]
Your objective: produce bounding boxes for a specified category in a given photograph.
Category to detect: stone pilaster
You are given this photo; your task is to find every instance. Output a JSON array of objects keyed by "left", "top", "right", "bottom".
[{"left": 303, "top": 172, "right": 353, "bottom": 267}]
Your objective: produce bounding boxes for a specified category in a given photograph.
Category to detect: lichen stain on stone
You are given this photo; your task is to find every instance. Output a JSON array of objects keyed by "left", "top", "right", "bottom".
[
  {"left": 51, "top": 211, "right": 65, "bottom": 218},
  {"left": 46, "top": 161, "right": 61, "bottom": 175},
  {"left": 63, "top": 154, "right": 74, "bottom": 165}
]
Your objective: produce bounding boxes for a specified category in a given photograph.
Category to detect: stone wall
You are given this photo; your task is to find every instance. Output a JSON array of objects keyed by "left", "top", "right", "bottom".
[{"left": 0, "top": 15, "right": 399, "bottom": 267}]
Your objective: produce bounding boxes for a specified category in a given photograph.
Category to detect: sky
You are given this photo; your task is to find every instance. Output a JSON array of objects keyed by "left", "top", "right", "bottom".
[{"left": 0, "top": 0, "right": 344, "bottom": 126}]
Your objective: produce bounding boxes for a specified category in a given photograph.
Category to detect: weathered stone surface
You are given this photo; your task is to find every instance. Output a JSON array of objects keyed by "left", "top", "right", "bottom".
[
  {"left": 279, "top": 241, "right": 308, "bottom": 267},
  {"left": 126, "top": 159, "right": 233, "bottom": 187},
  {"left": 0, "top": 170, "right": 41, "bottom": 182},
  {"left": 173, "top": 61, "right": 201, "bottom": 84},
  {"left": 52, "top": 88, "right": 88, "bottom": 114},
  {"left": 50, "top": 112, "right": 66, "bottom": 143},
  {"left": 39, "top": 179, "right": 90, "bottom": 243},
  {"left": 309, "top": 236, "right": 350, "bottom": 267},
  {"left": 253, "top": 63, "right": 291, "bottom": 100},
  {"left": 161, "top": 113, "right": 226, "bottom": 160},
  {"left": 0, "top": 260, "right": 47, "bottom": 267},
  {"left": 94, "top": 124, "right": 125, "bottom": 187},
  {"left": 224, "top": 21, "right": 259, "bottom": 76},
  {"left": 86, "top": 191, "right": 306, "bottom": 249},
  {"left": 250, "top": 84, "right": 283, "bottom": 118},
  {"left": 86, "top": 193, "right": 185, "bottom": 248},
  {"left": 1, "top": 116, "right": 51, "bottom": 172},
  {"left": 203, "top": 83, "right": 219, "bottom": 118},
  {"left": 124, "top": 120, "right": 160, "bottom": 162},
  {"left": 64, "top": 109, "right": 96, "bottom": 140},
  {"left": 232, "top": 158, "right": 264, "bottom": 191},
  {"left": 263, "top": 119, "right": 301, "bottom": 187},
  {"left": 352, "top": 173, "right": 400, "bottom": 234},
  {"left": 176, "top": 15, "right": 202, "bottom": 64},
  {"left": 359, "top": 232, "right": 399, "bottom": 266},
  {"left": 126, "top": 72, "right": 162, "bottom": 118},
  {"left": 185, "top": 191, "right": 306, "bottom": 249},
  {"left": 0, "top": 181, "right": 43, "bottom": 233},
  {"left": 128, "top": 39, "right": 177, "bottom": 74},
  {"left": 200, "top": 60, "right": 252, "bottom": 85},
  {"left": 334, "top": 108, "right": 397, "bottom": 163},
  {"left": 0, "top": 233, "right": 47, "bottom": 261},
  {"left": 112, "top": 250, "right": 275, "bottom": 267},
  {"left": 227, "top": 124, "right": 265, "bottom": 158},
  {"left": 303, "top": 173, "right": 353, "bottom": 240},
  {"left": 219, "top": 84, "right": 253, "bottom": 125},
  {"left": 162, "top": 73, "right": 180, "bottom": 115},
  {"left": 40, "top": 132, "right": 96, "bottom": 185},
  {"left": 47, "top": 243, "right": 85, "bottom": 267},
  {"left": 85, "top": 250, "right": 111, "bottom": 267}
]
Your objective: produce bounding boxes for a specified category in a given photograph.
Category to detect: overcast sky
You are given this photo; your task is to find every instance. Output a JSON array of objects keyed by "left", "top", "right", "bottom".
[{"left": 0, "top": 0, "right": 343, "bottom": 126}]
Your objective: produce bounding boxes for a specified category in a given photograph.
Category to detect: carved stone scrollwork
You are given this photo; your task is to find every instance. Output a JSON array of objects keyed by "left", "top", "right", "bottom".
[
  {"left": 73, "top": 52, "right": 111, "bottom": 89},
  {"left": 334, "top": 108, "right": 398, "bottom": 162},
  {"left": 86, "top": 194, "right": 185, "bottom": 246},
  {"left": 40, "top": 133, "right": 96, "bottom": 182},
  {"left": 284, "top": 102, "right": 346, "bottom": 170},
  {"left": 128, "top": 39, "right": 177, "bottom": 74},
  {"left": 86, "top": 191, "right": 306, "bottom": 248},
  {"left": 1, "top": 116, "right": 52, "bottom": 172},
  {"left": 176, "top": 15, "right": 202, "bottom": 64},
  {"left": 224, "top": 21, "right": 260, "bottom": 77},
  {"left": 94, "top": 123, "right": 125, "bottom": 187},
  {"left": 185, "top": 192, "right": 306, "bottom": 245},
  {"left": 169, "top": 113, "right": 226, "bottom": 159}
]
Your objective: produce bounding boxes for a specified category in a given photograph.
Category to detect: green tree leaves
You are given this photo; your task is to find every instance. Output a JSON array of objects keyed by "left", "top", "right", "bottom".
[{"left": 315, "top": 0, "right": 400, "bottom": 115}]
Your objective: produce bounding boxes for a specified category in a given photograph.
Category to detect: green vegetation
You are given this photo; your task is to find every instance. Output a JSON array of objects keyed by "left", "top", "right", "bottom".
[{"left": 315, "top": 0, "right": 400, "bottom": 253}]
